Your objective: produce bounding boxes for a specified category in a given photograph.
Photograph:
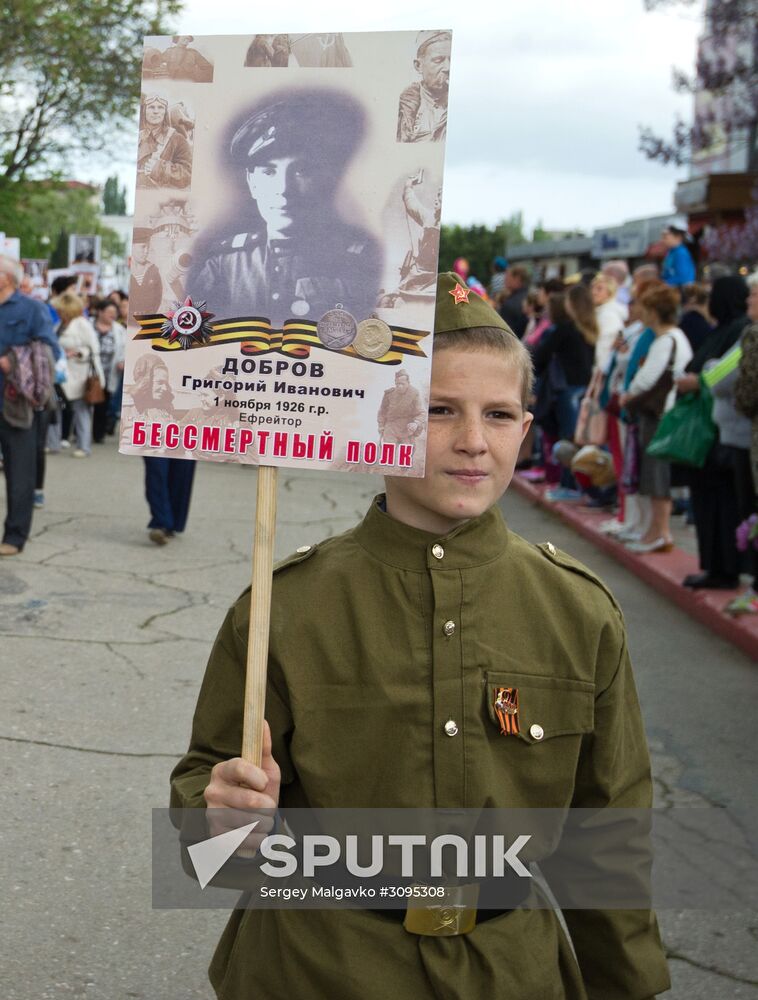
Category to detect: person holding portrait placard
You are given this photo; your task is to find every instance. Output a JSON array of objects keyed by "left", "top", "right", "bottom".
[{"left": 171, "top": 274, "right": 670, "bottom": 1000}]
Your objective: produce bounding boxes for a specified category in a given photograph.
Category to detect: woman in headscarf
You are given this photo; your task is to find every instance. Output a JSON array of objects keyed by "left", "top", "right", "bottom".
[{"left": 676, "top": 275, "right": 751, "bottom": 589}]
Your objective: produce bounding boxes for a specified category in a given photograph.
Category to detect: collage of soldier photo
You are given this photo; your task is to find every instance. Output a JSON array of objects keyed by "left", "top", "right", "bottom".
[
  {"left": 396, "top": 30, "right": 451, "bottom": 143},
  {"left": 132, "top": 30, "right": 451, "bottom": 333},
  {"left": 123, "top": 30, "right": 450, "bottom": 475},
  {"left": 142, "top": 35, "right": 214, "bottom": 82}
]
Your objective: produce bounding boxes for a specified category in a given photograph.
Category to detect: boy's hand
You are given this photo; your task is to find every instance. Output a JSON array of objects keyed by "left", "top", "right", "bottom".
[{"left": 204, "top": 721, "right": 281, "bottom": 847}]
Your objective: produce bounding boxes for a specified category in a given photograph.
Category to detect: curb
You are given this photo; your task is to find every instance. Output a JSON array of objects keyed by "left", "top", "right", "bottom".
[{"left": 512, "top": 475, "right": 758, "bottom": 663}]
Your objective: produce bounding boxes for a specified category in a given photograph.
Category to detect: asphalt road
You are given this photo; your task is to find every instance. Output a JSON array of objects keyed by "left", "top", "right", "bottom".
[{"left": 1, "top": 440, "right": 755, "bottom": 999}]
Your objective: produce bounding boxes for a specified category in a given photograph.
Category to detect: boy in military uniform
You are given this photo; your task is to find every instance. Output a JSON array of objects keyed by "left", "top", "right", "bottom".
[{"left": 171, "top": 273, "right": 670, "bottom": 999}]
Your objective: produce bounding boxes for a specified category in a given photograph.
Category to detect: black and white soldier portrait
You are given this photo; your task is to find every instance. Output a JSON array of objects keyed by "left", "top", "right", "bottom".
[
  {"left": 394, "top": 170, "right": 441, "bottom": 303},
  {"left": 143, "top": 35, "right": 214, "bottom": 82},
  {"left": 69, "top": 234, "right": 101, "bottom": 266},
  {"left": 377, "top": 368, "right": 425, "bottom": 445},
  {"left": 396, "top": 30, "right": 451, "bottom": 143},
  {"left": 137, "top": 93, "right": 193, "bottom": 190},
  {"left": 187, "top": 89, "right": 382, "bottom": 327},
  {"left": 129, "top": 227, "right": 163, "bottom": 317}
]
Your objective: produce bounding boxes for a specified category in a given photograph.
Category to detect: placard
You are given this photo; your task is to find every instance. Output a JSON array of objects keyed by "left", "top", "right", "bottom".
[
  {"left": 68, "top": 234, "right": 102, "bottom": 266},
  {"left": 119, "top": 30, "right": 452, "bottom": 477}
]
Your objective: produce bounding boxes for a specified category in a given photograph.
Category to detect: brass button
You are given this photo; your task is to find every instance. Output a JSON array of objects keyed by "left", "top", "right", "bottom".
[
  {"left": 432, "top": 544, "right": 444, "bottom": 560},
  {"left": 530, "top": 724, "right": 544, "bottom": 741},
  {"left": 443, "top": 620, "right": 456, "bottom": 637},
  {"left": 444, "top": 720, "right": 458, "bottom": 737},
  {"left": 546, "top": 543, "right": 556, "bottom": 556},
  {"left": 296, "top": 545, "right": 311, "bottom": 554}
]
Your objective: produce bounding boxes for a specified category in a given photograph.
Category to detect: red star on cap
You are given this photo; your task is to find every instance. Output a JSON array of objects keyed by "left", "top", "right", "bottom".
[{"left": 449, "top": 283, "right": 471, "bottom": 305}]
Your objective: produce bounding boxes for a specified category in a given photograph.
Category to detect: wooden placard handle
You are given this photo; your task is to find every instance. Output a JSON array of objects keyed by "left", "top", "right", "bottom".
[{"left": 241, "top": 464, "right": 278, "bottom": 767}]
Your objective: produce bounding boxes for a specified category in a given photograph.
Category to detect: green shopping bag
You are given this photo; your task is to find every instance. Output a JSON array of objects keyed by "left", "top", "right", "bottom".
[{"left": 645, "top": 382, "right": 717, "bottom": 468}]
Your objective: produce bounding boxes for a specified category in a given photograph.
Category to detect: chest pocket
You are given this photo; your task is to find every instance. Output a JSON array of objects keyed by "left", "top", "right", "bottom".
[{"left": 485, "top": 670, "right": 594, "bottom": 744}]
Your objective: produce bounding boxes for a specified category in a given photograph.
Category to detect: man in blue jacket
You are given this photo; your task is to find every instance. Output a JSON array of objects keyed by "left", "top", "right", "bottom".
[
  {"left": 0, "top": 255, "right": 60, "bottom": 556},
  {"left": 661, "top": 222, "right": 696, "bottom": 288}
]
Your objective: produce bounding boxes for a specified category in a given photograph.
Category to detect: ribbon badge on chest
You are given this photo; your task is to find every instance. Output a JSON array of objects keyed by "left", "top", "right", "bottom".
[{"left": 493, "top": 686, "right": 519, "bottom": 736}]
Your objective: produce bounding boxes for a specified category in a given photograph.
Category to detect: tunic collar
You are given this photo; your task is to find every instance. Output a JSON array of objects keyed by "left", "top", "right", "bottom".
[{"left": 353, "top": 494, "right": 510, "bottom": 571}]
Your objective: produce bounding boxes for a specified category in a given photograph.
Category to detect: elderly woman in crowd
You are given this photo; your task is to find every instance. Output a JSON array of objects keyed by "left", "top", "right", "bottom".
[
  {"left": 50, "top": 292, "right": 104, "bottom": 458},
  {"left": 619, "top": 285, "right": 693, "bottom": 553}
]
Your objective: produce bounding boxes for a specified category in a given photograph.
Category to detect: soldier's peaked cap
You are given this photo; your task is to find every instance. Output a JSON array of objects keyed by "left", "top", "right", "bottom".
[
  {"left": 229, "top": 90, "right": 365, "bottom": 166},
  {"left": 434, "top": 272, "right": 512, "bottom": 335},
  {"left": 416, "top": 30, "right": 452, "bottom": 57}
]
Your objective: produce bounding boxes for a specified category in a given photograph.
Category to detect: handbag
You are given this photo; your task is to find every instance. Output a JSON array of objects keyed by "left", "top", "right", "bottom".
[
  {"left": 575, "top": 396, "right": 608, "bottom": 447},
  {"left": 645, "top": 381, "right": 717, "bottom": 468},
  {"left": 84, "top": 358, "right": 105, "bottom": 405},
  {"left": 625, "top": 337, "right": 676, "bottom": 420}
]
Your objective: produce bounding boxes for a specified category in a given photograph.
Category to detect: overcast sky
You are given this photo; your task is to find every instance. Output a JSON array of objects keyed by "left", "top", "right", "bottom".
[{"left": 103, "top": 0, "right": 701, "bottom": 236}]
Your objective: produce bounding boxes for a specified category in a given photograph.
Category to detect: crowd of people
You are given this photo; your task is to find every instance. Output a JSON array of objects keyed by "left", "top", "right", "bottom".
[
  {"left": 468, "top": 224, "right": 758, "bottom": 615},
  {"left": 3, "top": 229, "right": 758, "bottom": 618},
  {"left": 0, "top": 255, "right": 188, "bottom": 555}
]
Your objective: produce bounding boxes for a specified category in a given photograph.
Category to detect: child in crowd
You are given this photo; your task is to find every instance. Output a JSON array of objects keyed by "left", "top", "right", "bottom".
[{"left": 171, "top": 273, "right": 670, "bottom": 1000}]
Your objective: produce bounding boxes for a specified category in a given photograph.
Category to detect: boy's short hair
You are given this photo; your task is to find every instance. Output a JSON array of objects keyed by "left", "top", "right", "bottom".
[{"left": 433, "top": 326, "right": 534, "bottom": 408}]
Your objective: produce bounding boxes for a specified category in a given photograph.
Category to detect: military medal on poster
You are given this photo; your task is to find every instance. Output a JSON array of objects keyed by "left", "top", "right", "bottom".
[{"left": 120, "top": 30, "right": 452, "bottom": 478}]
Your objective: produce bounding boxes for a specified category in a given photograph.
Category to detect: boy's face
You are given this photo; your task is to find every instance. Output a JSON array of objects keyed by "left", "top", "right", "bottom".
[{"left": 385, "top": 347, "right": 532, "bottom": 535}]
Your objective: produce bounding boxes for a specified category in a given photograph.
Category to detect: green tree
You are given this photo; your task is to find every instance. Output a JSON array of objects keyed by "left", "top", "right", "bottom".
[
  {"left": 0, "top": 179, "right": 124, "bottom": 260},
  {"left": 438, "top": 213, "right": 527, "bottom": 284},
  {"left": 103, "top": 174, "right": 127, "bottom": 215},
  {"left": 0, "top": 0, "right": 180, "bottom": 182},
  {"left": 532, "top": 221, "right": 551, "bottom": 242},
  {"left": 50, "top": 228, "right": 69, "bottom": 268}
]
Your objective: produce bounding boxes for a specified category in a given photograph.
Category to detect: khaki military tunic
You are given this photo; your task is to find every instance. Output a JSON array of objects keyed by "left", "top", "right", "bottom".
[
  {"left": 171, "top": 498, "right": 670, "bottom": 1000},
  {"left": 189, "top": 225, "right": 381, "bottom": 328}
]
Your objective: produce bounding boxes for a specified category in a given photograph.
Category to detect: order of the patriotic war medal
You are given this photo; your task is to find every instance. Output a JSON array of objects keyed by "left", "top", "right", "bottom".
[
  {"left": 354, "top": 317, "right": 393, "bottom": 359},
  {"left": 161, "top": 296, "right": 215, "bottom": 350},
  {"left": 317, "top": 306, "right": 357, "bottom": 350}
]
